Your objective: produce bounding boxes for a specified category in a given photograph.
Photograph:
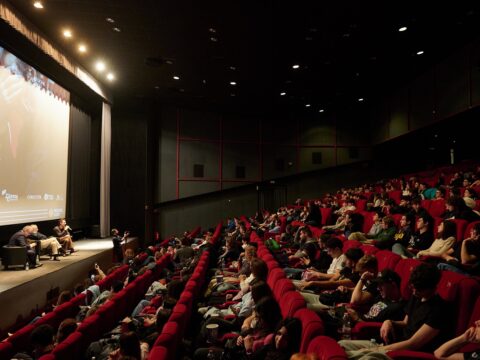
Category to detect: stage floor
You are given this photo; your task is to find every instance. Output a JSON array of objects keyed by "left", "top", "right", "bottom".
[{"left": 0, "top": 237, "right": 137, "bottom": 333}]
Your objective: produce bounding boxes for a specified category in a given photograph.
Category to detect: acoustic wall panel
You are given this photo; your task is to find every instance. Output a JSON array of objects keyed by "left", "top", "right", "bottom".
[
  {"left": 410, "top": 69, "right": 435, "bottom": 131},
  {"left": 300, "top": 116, "right": 336, "bottom": 146},
  {"left": 223, "top": 143, "right": 260, "bottom": 181},
  {"left": 179, "top": 109, "right": 220, "bottom": 139},
  {"left": 179, "top": 141, "right": 220, "bottom": 179},
  {"left": 389, "top": 87, "right": 409, "bottom": 138},
  {"left": 262, "top": 144, "right": 297, "bottom": 179},
  {"left": 435, "top": 48, "right": 470, "bottom": 119},
  {"left": 299, "top": 147, "right": 335, "bottom": 171},
  {"left": 222, "top": 115, "right": 259, "bottom": 142}
]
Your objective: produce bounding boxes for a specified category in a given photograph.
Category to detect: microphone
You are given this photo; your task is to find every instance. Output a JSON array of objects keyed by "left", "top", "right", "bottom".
[{"left": 65, "top": 225, "right": 72, "bottom": 231}]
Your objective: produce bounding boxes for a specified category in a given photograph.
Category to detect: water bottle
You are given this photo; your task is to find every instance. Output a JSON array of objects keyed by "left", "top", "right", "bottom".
[
  {"left": 341, "top": 312, "right": 352, "bottom": 340},
  {"left": 25, "top": 262, "right": 29, "bottom": 271},
  {"left": 221, "top": 257, "right": 226, "bottom": 269},
  {"left": 207, "top": 349, "right": 215, "bottom": 359}
]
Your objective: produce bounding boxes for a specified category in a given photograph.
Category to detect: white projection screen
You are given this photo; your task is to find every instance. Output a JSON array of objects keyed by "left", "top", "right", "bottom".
[{"left": 0, "top": 46, "right": 70, "bottom": 225}]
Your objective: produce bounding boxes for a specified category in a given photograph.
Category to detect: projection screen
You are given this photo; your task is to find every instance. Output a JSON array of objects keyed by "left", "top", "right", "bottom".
[{"left": 0, "top": 45, "right": 70, "bottom": 225}]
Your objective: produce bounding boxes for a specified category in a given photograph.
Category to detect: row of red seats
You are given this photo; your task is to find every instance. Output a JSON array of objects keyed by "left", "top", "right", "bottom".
[
  {"left": 0, "top": 264, "right": 130, "bottom": 360},
  {"left": 158, "top": 226, "right": 202, "bottom": 247},
  {"left": 148, "top": 222, "right": 223, "bottom": 360},
  {"left": 38, "top": 254, "right": 172, "bottom": 360}
]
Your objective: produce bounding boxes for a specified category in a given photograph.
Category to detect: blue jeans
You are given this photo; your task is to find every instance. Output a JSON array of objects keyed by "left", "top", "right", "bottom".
[{"left": 437, "top": 262, "right": 470, "bottom": 276}]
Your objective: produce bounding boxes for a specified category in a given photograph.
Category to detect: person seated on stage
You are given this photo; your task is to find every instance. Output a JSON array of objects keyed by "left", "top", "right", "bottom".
[
  {"left": 112, "top": 228, "right": 129, "bottom": 263},
  {"left": 52, "top": 218, "right": 75, "bottom": 254},
  {"left": 29, "top": 224, "right": 61, "bottom": 261},
  {"left": 8, "top": 225, "right": 42, "bottom": 268}
]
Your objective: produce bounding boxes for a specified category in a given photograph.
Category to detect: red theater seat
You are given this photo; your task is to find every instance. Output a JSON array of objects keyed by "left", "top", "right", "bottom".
[
  {"left": 148, "top": 345, "right": 169, "bottom": 360},
  {"left": 279, "top": 291, "right": 306, "bottom": 318},
  {"left": 294, "top": 308, "right": 324, "bottom": 353},
  {"left": 307, "top": 335, "right": 348, "bottom": 360},
  {"left": 375, "top": 250, "right": 401, "bottom": 272}
]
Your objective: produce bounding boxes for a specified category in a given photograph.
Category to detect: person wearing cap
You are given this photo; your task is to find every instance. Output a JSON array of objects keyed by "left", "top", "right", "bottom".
[
  {"left": 339, "top": 263, "right": 452, "bottom": 358},
  {"left": 346, "top": 269, "right": 405, "bottom": 324}
]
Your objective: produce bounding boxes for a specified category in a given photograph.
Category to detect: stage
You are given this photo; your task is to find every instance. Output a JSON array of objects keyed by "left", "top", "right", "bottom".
[{"left": 0, "top": 237, "right": 137, "bottom": 334}]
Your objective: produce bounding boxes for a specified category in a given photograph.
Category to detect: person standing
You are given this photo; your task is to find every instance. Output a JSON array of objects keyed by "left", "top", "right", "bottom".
[{"left": 112, "top": 228, "right": 129, "bottom": 262}]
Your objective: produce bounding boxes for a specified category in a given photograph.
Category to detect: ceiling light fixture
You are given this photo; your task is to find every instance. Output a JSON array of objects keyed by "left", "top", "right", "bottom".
[
  {"left": 95, "top": 61, "right": 106, "bottom": 72},
  {"left": 63, "top": 29, "right": 73, "bottom": 38},
  {"left": 398, "top": 26, "right": 407, "bottom": 32},
  {"left": 210, "top": 37, "right": 218, "bottom": 42},
  {"left": 78, "top": 44, "right": 87, "bottom": 53},
  {"left": 230, "top": 81, "right": 237, "bottom": 86},
  {"left": 106, "top": 18, "right": 115, "bottom": 23},
  {"left": 33, "top": 1, "right": 43, "bottom": 9},
  {"left": 280, "top": 92, "right": 286, "bottom": 96},
  {"left": 292, "top": 64, "right": 300, "bottom": 69},
  {"left": 358, "top": 98, "right": 364, "bottom": 102},
  {"left": 173, "top": 76, "right": 180, "bottom": 80},
  {"left": 305, "top": 104, "right": 311, "bottom": 107},
  {"left": 106, "top": 73, "right": 115, "bottom": 81},
  {"left": 416, "top": 50, "right": 424, "bottom": 55},
  {"left": 319, "top": 109, "right": 324, "bottom": 113},
  {"left": 113, "top": 27, "right": 121, "bottom": 32}
]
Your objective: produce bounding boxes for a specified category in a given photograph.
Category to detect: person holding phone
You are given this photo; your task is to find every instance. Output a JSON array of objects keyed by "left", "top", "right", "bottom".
[{"left": 112, "top": 228, "right": 129, "bottom": 262}]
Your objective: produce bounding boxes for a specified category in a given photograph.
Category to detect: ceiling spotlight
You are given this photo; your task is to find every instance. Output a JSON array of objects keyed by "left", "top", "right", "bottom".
[
  {"left": 305, "top": 104, "right": 311, "bottom": 107},
  {"left": 63, "top": 29, "right": 72, "bottom": 38},
  {"left": 106, "top": 17, "right": 115, "bottom": 23},
  {"left": 209, "top": 28, "right": 217, "bottom": 33},
  {"left": 398, "top": 26, "right": 407, "bottom": 32},
  {"left": 78, "top": 44, "right": 87, "bottom": 53},
  {"left": 229, "top": 66, "right": 236, "bottom": 70},
  {"left": 319, "top": 109, "right": 324, "bottom": 113},
  {"left": 416, "top": 50, "right": 424, "bottom": 55},
  {"left": 230, "top": 93, "right": 236, "bottom": 97},
  {"left": 106, "top": 73, "right": 115, "bottom": 81},
  {"left": 173, "top": 76, "right": 180, "bottom": 80},
  {"left": 358, "top": 98, "right": 364, "bottom": 102},
  {"left": 230, "top": 81, "right": 237, "bottom": 86},
  {"left": 33, "top": 1, "right": 44, "bottom": 9},
  {"left": 280, "top": 92, "right": 286, "bottom": 96},
  {"left": 292, "top": 64, "right": 300, "bottom": 69},
  {"left": 95, "top": 61, "right": 106, "bottom": 72},
  {"left": 113, "top": 27, "right": 121, "bottom": 32}
]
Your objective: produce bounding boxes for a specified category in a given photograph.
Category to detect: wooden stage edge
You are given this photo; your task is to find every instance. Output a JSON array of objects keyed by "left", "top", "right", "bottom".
[{"left": 0, "top": 237, "right": 138, "bottom": 334}]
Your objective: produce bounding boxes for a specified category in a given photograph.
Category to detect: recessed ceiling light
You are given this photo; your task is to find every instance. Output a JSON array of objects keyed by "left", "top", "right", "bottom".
[
  {"left": 292, "top": 64, "right": 300, "bottom": 69},
  {"left": 173, "top": 76, "right": 180, "bottom": 80},
  {"left": 106, "top": 73, "right": 115, "bottom": 81},
  {"left": 229, "top": 66, "right": 236, "bottom": 70},
  {"left": 95, "top": 61, "right": 106, "bottom": 72},
  {"left": 202, "top": 79, "right": 207, "bottom": 84},
  {"left": 209, "top": 28, "right": 216, "bottom": 33},
  {"left": 230, "top": 81, "right": 237, "bottom": 86},
  {"left": 305, "top": 104, "right": 311, "bottom": 107},
  {"left": 78, "top": 44, "right": 87, "bottom": 53},
  {"left": 33, "top": 1, "right": 43, "bottom": 9},
  {"left": 63, "top": 29, "right": 73, "bottom": 38},
  {"left": 319, "top": 109, "right": 324, "bottom": 113},
  {"left": 154, "top": 86, "right": 160, "bottom": 90},
  {"left": 230, "top": 93, "right": 236, "bottom": 97},
  {"left": 113, "top": 27, "right": 121, "bottom": 32},
  {"left": 165, "top": 60, "right": 174, "bottom": 65},
  {"left": 416, "top": 50, "right": 424, "bottom": 55},
  {"left": 210, "top": 37, "right": 218, "bottom": 42},
  {"left": 358, "top": 98, "right": 364, "bottom": 102},
  {"left": 106, "top": 18, "right": 115, "bottom": 23},
  {"left": 280, "top": 92, "right": 286, "bottom": 96},
  {"left": 398, "top": 26, "right": 407, "bottom": 32}
]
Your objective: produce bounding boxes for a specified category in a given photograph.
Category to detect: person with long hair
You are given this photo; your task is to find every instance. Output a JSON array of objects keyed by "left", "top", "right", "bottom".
[{"left": 416, "top": 220, "right": 456, "bottom": 258}]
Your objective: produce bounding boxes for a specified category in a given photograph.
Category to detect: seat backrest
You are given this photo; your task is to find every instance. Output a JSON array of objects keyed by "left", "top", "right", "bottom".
[
  {"left": 375, "top": 250, "right": 401, "bottom": 272},
  {"left": 389, "top": 190, "right": 402, "bottom": 205},
  {"left": 148, "top": 346, "right": 169, "bottom": 360},
  {"left": 273, "top": 278, "right": 296, "bottom": 301},
  {"left": 267, "top": 268, "right": 285, "bottom": 289},
  {"left": 463, "top": 220, "right": 480, "bottom": 240},
  {"left": 450, "top": 219, "right": 468, "bottom": 242},
  {"left": 343, "top": 240, "right": 361, "bottom": 252},
  {"left": 279, "top": 291, "right": 306, "bottom": 318},
  {"left": 320, "top": 207, "right": 333, "bottom": 226},
  {"left": 394, "top": 258, "right": 422, "bottom": 300},
  {"left": 360, "top": 211, "right": 374, "bottom": 234},
  {"left": 429, "top": 199, "right": 446, "bottom": 218},
  {"left": 360, "top": 244, "right": 379, "bottom": 256},
  {"left": 356, "top": 199, "right": 367, "bottom": 212},
  {"left": 293, "top": 308, "right": 324, "bottom": 353},
  {"left": 306, "top": 336, "right": 348, "bottom": 360},
  {"left": 391, "top": 214, "right": 403, "bottom": 227}
]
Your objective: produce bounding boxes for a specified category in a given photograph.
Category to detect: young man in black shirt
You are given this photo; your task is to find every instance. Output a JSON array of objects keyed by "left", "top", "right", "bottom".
[{"left": 392, "top": 214, "right": 433, "bottom": 258}]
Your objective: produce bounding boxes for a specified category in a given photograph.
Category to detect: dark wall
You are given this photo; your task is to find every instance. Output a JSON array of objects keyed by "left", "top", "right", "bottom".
[{"left": 156, "top": 105, "right": 372, "bottom": 203}]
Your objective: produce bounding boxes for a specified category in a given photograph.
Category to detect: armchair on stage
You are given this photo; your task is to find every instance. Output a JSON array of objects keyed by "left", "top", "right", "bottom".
[{"left": 2, "top": 245, "right": 27, "bottom": 270}]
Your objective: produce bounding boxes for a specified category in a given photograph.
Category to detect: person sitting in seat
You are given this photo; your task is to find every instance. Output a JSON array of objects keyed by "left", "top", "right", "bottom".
[
  {"left": 434, "top": 319, "right": 480, "bottom": 360},
  {"left": 8, "top": 225, "right": 41, "bottom": 268},
  {"left": 52, "top": 218, "right": 75, "bottom": 255},
  {"left": 29, "top": 224, "right": 61, "bottom": 261}
]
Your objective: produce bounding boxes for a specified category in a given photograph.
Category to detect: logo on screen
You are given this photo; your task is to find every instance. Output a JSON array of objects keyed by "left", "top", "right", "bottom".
[{"left": 1, "top": 189, "right": 18, "bottom": 202}]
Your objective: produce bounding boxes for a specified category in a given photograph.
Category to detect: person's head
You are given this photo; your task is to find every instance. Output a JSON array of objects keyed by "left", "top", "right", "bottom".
[
  {"left": 325, "top": 238, "right": 343, "bottom": 258},
  {"left": 300, "top": 227, "right": 312, "bottom": 240},
  {"left": 58, "top": 218, "right": 66, "bottom": 227},
  {"left": 344, "top": 248, "right": 364, "bottom": 269},
  {"left": 118, "top": 331, "right": 141, "bottom": 359},
  {"left": 381, "top": 216, "right": 395, "bottom": 229},
  {"left": 318, "top": 234, "right": 331, "bottom": 249},
  {"left": 400, "top": 214, "right": 414, "bottom": 229},
  {"left": 245, "top": 245, "right": 257, "bottom": 261},
  {"left": 124, "top": 248, "right": 135, "bottom": 259},
  {"left": 111, "top": 228, "right": 119, "bottom": 236},
  {"left": 376, "top": 269, "right": 401, "bottom": 301},
  {"left": 56, "top": 318, "right": 77, "bottom": 343},
  {"left": 56, "top": 290, "right": 72, "bottom": 306},
  {"left": 30, "top": 224, "right": 39, "bottom": 233},
  {"left": 469, "top": 223, "right": 480, "bottom": 240},
  {"left": 438, "top": 220, "right": 456, "bottom": 240},
  {"left": 416, "top": 214, "right": 432, "bottom": 233},
  {"left": 74, "top": 283, "right": 85, "bottom": 296},
  {"left": 111, "top": 280, "right": 124, "bottom": 293},
  {"left": 463, "top": 178, "right": 471, "bottom": 187},
  {"left": 464, "top": 188, "right": 477, "bottom": 200},
  {"left": 30, "top": 324, "right": 55, "bottom": 352},
  {"left": 250, "top": 258, "right": 268, "bottom": 281},
  {"left": 411, "top": 197, "right": 421, "bottom": 209},
  {"left": 250, "top": 280, "right": 273, "bottom": 304},
  {"left": 409, "top": 263, "right": 441, "bottom": 299},
  {"left": 355, "top": 255, "right": 378, "bottom": 274},
  {"left": 22, "top": 225, "right": 33, "bottom": 236},
  {"left": 435, "top": 188, "right": 445, "bottom": 199},
  {"left": 254, "top": 297, "right": 282, "bottom": 334},
  {"left": 373, "top": 211, "right": 384, "bottom": 222},
  {"left": 303, "top": 241, "right": 319, "bottom": 261},
  {"left": 274, "top": 317, "right": 302, "bottom": 353},
  {"left": 446, "top": 196, "right": 467, "bottom": 213}
]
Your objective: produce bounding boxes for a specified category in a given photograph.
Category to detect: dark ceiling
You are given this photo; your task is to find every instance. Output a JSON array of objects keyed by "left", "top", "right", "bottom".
[{"left": 6, "top": 0, "right": 480, "bottom": 114}]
